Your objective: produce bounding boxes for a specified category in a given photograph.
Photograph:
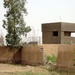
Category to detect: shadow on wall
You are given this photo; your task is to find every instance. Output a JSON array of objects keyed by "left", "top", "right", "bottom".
[
  {"left": 0, "top": 45, "right": 45, "bottom": 65},
  {"left": 0, "top": 46, "right": 20, "bottom": 63}
]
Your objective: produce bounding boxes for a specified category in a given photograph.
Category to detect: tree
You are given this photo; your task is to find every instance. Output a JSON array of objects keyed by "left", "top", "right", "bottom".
[{"left": 3, "top": 0, "right": 31, "bottom": 48}]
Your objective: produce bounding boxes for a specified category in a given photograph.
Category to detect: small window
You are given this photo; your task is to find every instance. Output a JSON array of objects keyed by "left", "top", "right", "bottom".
[
  {"left": 53, "top": 31, "right": 58, "bottom": 36},
  {"left": 64, "top": 32, "right": 71, "bottom": 36}
]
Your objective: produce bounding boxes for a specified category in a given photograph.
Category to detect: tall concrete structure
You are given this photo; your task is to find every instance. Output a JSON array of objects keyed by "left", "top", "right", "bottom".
[{"left": 42, "top": 22, "right": 75, "bottom": 44}]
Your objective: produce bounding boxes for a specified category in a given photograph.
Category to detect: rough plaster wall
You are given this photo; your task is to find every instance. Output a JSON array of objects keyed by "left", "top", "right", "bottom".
[
  {"left": 0, "top": 46, "right": 18, "bottom": 63},
  {"left": 21, "top": 44, "right": 45, "bottom": 65},
  {"left": 39, "top": 44, "right": 59, "bottom": 57},
  {"left": 57, "top": 44, "right": 75, "bottom": 71}
]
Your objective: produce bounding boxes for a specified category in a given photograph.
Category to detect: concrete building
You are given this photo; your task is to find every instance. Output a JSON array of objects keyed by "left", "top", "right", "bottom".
[{"left": 42, "top": 22, "right": 75, "bottom": 44}]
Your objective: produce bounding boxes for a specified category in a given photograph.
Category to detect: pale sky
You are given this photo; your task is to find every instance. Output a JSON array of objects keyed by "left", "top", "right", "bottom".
[{"left": 0, "top": 0, "right": 75, "bottom": 37}]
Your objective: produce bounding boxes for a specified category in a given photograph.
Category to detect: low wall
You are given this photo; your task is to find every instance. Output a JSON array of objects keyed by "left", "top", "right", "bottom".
[
  {"left": 2, "top": 44, "right": 75, "bottom": 69},
  {"left": 21, "top": 44, "right": 45, "bottom": 65},
  {"left": 0, "top": 46, "right": 20, "bottom": 63},
  {"left": 0, "top": 45, "right": 45, "bottom": 65},
  {"left": 57, "top": 44, "right": 75, "bottom": 71},
  {"left": 39, "top": 44, "right": 59, "bottom": 56}
]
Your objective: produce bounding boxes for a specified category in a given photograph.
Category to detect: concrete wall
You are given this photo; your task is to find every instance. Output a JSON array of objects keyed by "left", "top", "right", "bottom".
[
  {"left": 61, "top": 22, "right": 75, "bottom": 31},
  {"left": 60, "top": 31, "right": 75, "bottom": 44},
  {"left": 0, "top": 46, "right": 20, "bottom": 63},
  {"left": 42, "top": 22, "right": 75, "bottom": 44},
  {"left": 0, "top": 44, "right": 59, "bottom": 64},
  {"left": 39, "top": 44, "right": 59, "bottom": 57},
  {"left": 57, "top": 44, "right": 75, "bottom": 71},
  {"left": 0, "top": 45, "right": 45, "bottom": 65},
  {"left": 42, "top": 22, "right": 61, "bottom": 32},
  {"left": 61, "top": 36, "right": 75, "bottom": 44},
  {"left": 42, "top": 22, "right": 61, "bottom": 44},
  {"left": 42, "top": 31, "right": 61, "bottom": 44},
  {"left": 21, "top": 45, "right": 45, "bottom": 65},
  {"left": 1, "top": 44, "right": 75, "bottom": 70},
  {"left": 12, "top": 49, "right": 21, "bottom": 64}
]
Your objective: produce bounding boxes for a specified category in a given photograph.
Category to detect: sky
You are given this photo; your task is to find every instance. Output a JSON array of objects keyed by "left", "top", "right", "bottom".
[{"left": 0, "top": 0, "right": 75, "bottom": 37}]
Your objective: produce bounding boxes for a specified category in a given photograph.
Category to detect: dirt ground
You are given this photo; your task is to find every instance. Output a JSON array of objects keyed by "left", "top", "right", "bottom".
[
  {"left": 0, "top": 63, "right": 49, "bottom": 74},
  {"left": 0, "top": 63, "right": 75, "bottom": 75}
]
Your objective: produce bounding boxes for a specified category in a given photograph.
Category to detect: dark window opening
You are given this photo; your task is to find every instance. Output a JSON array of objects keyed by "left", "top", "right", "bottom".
[
  {"left": 53, "top": 31, "right": 58, "bottom": 36},
  {"left": 64, "top": 32, "right": 71, "bottom": 36}
]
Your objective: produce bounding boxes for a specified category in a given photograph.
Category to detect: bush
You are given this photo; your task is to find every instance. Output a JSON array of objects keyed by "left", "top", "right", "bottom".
[{"left": 46, "top": 55, "right": 57, "bottom": 64}]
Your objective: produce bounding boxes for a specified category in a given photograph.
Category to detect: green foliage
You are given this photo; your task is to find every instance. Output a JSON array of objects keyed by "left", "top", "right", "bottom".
[
  {"left": 3, "top": 0, "right": 31, "bottom": 48},
  {"left": 3, "top": 71, "right": 48, "bottom": 75},
  {"left": 46, "top": 55, "right": 57, "bottom": 64},
  {"left": 64, "top": 41, "right": 72, "bottom": 45}
]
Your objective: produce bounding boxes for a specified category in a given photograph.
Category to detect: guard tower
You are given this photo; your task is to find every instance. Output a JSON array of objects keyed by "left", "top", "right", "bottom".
[{"left": 42, "top": 22, "right": 75, "bottom": 44}]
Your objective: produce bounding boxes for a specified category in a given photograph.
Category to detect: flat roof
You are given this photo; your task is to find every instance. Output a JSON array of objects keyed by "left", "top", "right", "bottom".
[{"left": 42, "top": 22, "right": 75, "bottom": 25}]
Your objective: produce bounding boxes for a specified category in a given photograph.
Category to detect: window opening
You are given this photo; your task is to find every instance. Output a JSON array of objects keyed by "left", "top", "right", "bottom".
[{"left": 53, "top": 31, "right": 58, "bottom": 36}]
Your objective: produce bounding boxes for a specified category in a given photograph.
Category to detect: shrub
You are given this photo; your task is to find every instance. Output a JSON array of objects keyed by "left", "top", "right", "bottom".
[{"left": 46, "top": 55, "right": 57, "bottom": 64}]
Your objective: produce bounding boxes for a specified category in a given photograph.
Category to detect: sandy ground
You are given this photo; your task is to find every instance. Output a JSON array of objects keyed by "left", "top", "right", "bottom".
[{"left": 0, "top": 63, "right": 49, "bottom": 74}]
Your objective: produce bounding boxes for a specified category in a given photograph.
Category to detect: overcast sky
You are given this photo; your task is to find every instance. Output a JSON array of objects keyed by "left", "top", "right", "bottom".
[{"left": 0, "top": 0, "right": 75, "bottom": 37}]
